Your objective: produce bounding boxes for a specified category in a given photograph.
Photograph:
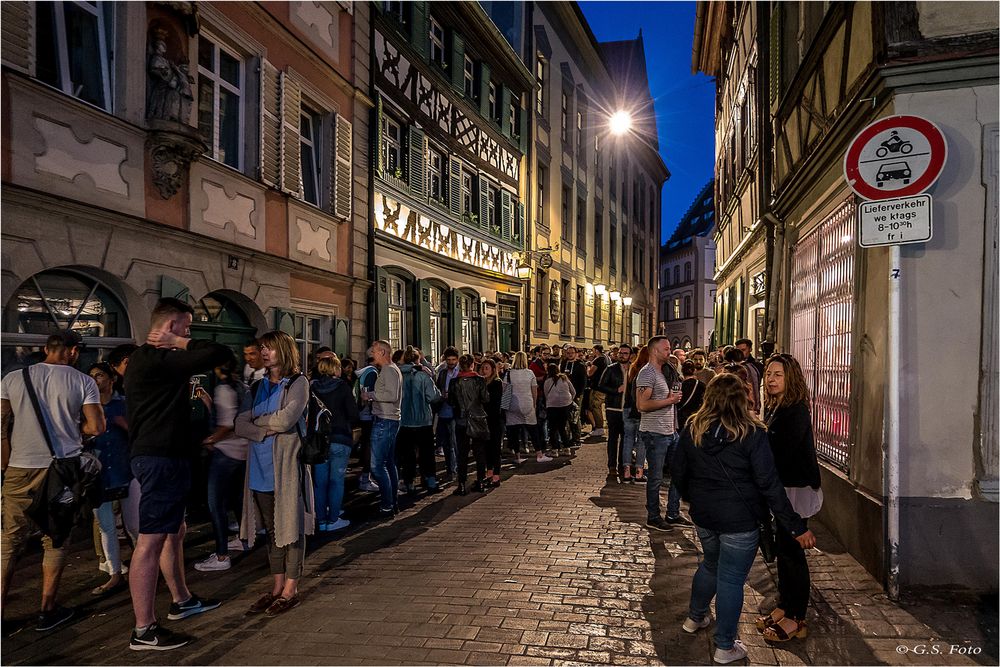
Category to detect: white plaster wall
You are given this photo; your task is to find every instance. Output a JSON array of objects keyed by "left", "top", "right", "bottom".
[
  {"left": 916, "top": 1, "right": 998, "bottom": 39},
  {"left": 893, "top": 83, "right": 998, "bottom": 498}
]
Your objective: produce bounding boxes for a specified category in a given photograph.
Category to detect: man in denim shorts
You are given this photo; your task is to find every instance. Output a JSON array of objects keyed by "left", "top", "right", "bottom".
[{"left": 124, "top": 298, "right": 231, "bottom": 650}]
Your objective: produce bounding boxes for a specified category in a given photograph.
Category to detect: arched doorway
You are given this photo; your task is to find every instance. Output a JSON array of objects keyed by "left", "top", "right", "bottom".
[
  {"left": 2, "top": 268, "right": 133, "bottom": 373},
  {"left": 189, "top": 292, "right": 256, "bottom": 358}
]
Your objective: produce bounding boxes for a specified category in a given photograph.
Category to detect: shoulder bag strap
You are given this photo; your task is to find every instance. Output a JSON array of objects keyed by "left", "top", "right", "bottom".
[
  {"left": 21, "top": 367, "right": 57, "bottom": 459},
  {"left": 711, "top": 427, "right": 760, "bottom": 522},
  {"left": 680, "top": 379, "right": 698, "bottom": 410}
]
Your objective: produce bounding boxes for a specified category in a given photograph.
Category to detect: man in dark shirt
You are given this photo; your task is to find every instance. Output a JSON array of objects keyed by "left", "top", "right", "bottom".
[
  {"left": 124, "top": 298, "right": 231, "bottom": 651},
  {"left": 559, "top": 346, "right": 588, "bottom": 445}
]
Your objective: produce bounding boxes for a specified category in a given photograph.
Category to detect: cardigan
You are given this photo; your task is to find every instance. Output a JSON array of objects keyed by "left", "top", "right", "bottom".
[{"left": 235, "top": 375, "right": 315, "bottom": 549}]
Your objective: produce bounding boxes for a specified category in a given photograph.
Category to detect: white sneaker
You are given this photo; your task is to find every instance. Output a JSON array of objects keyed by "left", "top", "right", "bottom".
[
  {"left": 226, "top": 536, "right": 247, "bottom": 552},
  {"left": 360, "top": 480, "right": 380, "bottom": 492},
  {"left": 591, "top": 428, "right": 606, "bottom": 437},
  {"left": 682, "top": 615, "right": 712, "bottom": 633},
  {"left": 328, "top": 518, "right": 350, "bottom": 531},
  {"left": 194, "top": 553, "right": 232, "bottom": 572},
  {"left": 227, "top": 521, "right": 239, "bottom": 533},
  {"left": 536, "top": 454, "right": 553, "bottom": 463},
  {"left": 714, "top": 640, "right": 747, "bottom": 664}
]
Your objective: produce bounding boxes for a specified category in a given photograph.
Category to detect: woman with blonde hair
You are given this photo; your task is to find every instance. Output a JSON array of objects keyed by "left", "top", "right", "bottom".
[
  {"left": 755, "top": 353, "right": 822, "bottom": 643},
  {"left": 235, "top": 331, "right": 314, "bottom": 617},
  {"left": 505, "top": 351, "right": 549, "bottom": 463},
  {"left": 311, "top": 353, "right": 359, "bottom": 532},
  {"left": 673, "top": 373, "right": 815, "bottom": 664}
]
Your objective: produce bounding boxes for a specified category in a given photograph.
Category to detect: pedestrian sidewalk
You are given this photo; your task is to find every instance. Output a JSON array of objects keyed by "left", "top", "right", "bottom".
[{"left": 2, "top": 438, "right": 995, "bottom": 665}]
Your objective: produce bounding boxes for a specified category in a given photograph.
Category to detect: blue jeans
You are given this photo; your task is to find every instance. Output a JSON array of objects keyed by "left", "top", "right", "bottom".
[
  {"left": 436, "top": 417, "right": 457, "bottom": 476},
  {"left": 641, "top": 431, "right": 680, "bottom": 521},
  {"left": 688, "top": 527, "right": 759, "bottom": 650},
  {"left": 370, "top": 417, "right": 400, "bottom": 511},
  {"left": 313, "top": 442, "right": 352, "bottom": 523},
  {"left": 621, "top": 417, "right": 644, "bottom": 469},
  {"left": 206, "top": 449, "right": 245, "bottom": 555}
]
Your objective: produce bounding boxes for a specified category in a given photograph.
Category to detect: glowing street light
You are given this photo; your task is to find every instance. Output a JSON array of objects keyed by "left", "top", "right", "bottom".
[
  {"left": 623, "top": 296, "right": 633, "bottom": 307},
  {"left": 610, "top": 290, "right": 621, "bottom": 301},
  {"left": 594, "top": 283, "right": 607, "bottom": 295},
  {"left": 610, "top": 110, "right": 632, "bottom": 136}
]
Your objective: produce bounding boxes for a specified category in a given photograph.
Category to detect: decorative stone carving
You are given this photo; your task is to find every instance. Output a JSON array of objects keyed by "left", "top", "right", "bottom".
[
  {"left": 33, "top": 117, "right": 129, "bottom": 196},
  {"left": 549, "top": 280, "right": 560, "bottom": 323},
  {"left": 202, "top": 181, "right": 258, "bottom": 238},
  {"left": 147, "top": 121, "right": 206, "bottom": 199}
]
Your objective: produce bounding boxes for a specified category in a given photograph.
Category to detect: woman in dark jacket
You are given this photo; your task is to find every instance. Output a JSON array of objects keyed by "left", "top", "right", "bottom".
[
  {"left": 449, "top": 354, "right": 490, "bottom": 495},
  {"left": 672, "top": 374, "right": 815, "bottom": 664},
  {"left": 677, "top": 360, "right": 706, "bottom": 430},
  {"left": 480, "top": 358, "right": 504, "bottom": 487},
  {"left": 756, "top": 353, "right": 822, "bottom": 642},
  {"left": 311, "top": 354, "right": 359, "bottom": 532}
]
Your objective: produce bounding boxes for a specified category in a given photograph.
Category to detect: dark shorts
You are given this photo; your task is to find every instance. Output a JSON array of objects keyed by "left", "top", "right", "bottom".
[{"left": 131, "top": 455, "right": 191, "bottom": 535}]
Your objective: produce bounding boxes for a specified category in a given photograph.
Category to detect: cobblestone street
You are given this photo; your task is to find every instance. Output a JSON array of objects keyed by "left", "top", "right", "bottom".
[{"left": 2, "top": 439, "right": 995, "bottom": 666}]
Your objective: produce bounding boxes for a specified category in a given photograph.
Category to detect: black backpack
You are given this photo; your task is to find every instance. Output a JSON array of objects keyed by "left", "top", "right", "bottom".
[{"left": 251, "top": 375, "right": 332, "bottom": 465}]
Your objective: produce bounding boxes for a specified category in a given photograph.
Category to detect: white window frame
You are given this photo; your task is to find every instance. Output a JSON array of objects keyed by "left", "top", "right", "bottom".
[
  {"left": 464, "top": 56, "right": 475, "bottom": 98},
  {"left": 294, "top": 313, "right": 325, "bottom": 367},
  {"left": 429, "top": 16, "right": 445, "bottom": 67},
  {"left": 383, "top": 114, "right": 402, "bottom": 175},
  {"left": 37, "top": 1, "right": 113, "bottom": 111},
  {"left": 299, "top": 106, "right": 322, "bottom": 206},
  {"left": 427, "top": 146, "right": 444, "bottom": 202},
  {"left": 197, "top": 32, "right": 246, "bottom": 170},
  {"left": 387, "top": 275, "right": 407, "bottom": 351}
]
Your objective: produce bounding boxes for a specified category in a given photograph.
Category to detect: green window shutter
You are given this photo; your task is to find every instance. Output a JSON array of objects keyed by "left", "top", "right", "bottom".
[
  {"left": 333, "top": 318, "right": 350, "bottom": 357},
  {"left": 476, "top": 297, "right": 488, "bottom": 352},
  {"left": 416, "top": 279, "right": 432, "bottom": 350},
  {"left": 769, "top": 5, "right": 782, "bottom": 106},
  {"left": 159, "top": 276, "right": 191, "bottom": 303},
  {"left": 500, "top": 85, "right": 512, "bottom": 136},
  {"left": 373, "top": 94, "right": 385, "bottom": 177},
  {"left": 515, "top": 200, "right": 524, "bottom": 246},
  {"left": 449, "top": 289, "right": 463, "bottom": 347},
  {"left": 447, "top": 29, "right": 464, "bottom": 92},
  {"left": 375, "top": 267, "right": 390, "bottom": 341},
  {"left": 477, "top": 175, "right": 491, "bottom": 231},
  {"left": 410, "top": 1, "right": 429, "bottom": 60},
  {"left": 477, "top": 62, "right": 492, "bottom": 118},
  {"left": 275, "top": 308, "right": 297, "bottom": 336},
  {"left": 448, "top": 159, "right": 462, "bottom": 214},
  {"left": 408, "top": 126, "right": 426, "bottom": 196},
  {"left": 501, "top": 189, "right": 513, "bottom": 240}
]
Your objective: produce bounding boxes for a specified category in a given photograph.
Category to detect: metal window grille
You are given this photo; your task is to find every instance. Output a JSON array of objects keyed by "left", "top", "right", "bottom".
[{"left": 789, "top": 198, "right": 856, "bottom": 471}]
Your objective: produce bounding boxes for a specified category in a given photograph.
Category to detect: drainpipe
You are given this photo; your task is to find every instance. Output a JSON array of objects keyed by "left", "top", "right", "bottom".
[
  {"left": 367, "top": 11, "right": 378, "bottom": 347},
  {"left": 522, "top": 1, "right": 536, "bottom": 352},
  {"left": 758, "top": 1, "right": 777, "bottom": 353}
]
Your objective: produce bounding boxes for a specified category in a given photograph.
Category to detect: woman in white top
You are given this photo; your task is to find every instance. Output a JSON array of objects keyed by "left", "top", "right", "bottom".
[
  {"left": 504, "top": 351, "right": 551, "bottom": 463},
  {"left": 542, "top": 364, "right": 576, "bottom": 456}
]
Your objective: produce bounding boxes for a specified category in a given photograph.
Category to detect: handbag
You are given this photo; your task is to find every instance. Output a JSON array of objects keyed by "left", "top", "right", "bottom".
[
  {"left": 21, "top": 367, "right": 103, "bottom": 547},
  {"left": 500, "top": 379, "right": 512, "bottom": 410},
  {"left": 714, "top": 450, "right": 778, "bottom": 563},
  {"left": 466, "top": 413, "right": 491, "bottom": 441}
]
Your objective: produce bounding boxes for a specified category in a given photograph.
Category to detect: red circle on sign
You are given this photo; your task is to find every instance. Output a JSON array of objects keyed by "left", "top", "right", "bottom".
[{"left": 843, "top": 115, "right": 947, "bottom": 200}]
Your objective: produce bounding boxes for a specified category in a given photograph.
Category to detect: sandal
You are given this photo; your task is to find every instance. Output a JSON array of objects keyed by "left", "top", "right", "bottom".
[
  {"left": 90, "top": 575, "right": 126, "bottom": 596},
  {"left": 755, "top": 608, "right": 785, "bottom": 633},
  {"left": 763, "top": 617, "right": 807, "bottom": 642}
]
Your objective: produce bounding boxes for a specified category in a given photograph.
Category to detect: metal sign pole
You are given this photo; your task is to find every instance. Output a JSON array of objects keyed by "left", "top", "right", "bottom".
[{"left": 887, "top": 244, "right": 901, "bottom": 600}]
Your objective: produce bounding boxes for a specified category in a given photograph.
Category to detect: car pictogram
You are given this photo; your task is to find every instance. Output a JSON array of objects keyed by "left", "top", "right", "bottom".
[{"left": 876, "top": 161, "right": 911, "bottom": 187}]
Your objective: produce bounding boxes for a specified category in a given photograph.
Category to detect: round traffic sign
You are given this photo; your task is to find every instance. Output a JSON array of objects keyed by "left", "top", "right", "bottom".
[{"left": 843, "top": 115, "right": 947, "bottom": 200}]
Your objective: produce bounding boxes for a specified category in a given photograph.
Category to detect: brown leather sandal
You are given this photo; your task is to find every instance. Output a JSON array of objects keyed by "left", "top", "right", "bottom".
[
  {"left": 763, "top": 618, "right": 808, "bottom": 642},
  {"left": 756, "top": 608, "right": 785, "bottom": 633}
]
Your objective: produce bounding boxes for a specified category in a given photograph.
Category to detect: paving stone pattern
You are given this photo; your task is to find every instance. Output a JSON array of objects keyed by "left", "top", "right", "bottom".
[{"left": 1, "top": 440, "right": 995, "bottom": 666}]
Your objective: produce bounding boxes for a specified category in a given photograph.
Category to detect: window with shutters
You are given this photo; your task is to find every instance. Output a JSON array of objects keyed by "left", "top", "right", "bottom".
[
  {"left": 576, "top": 286, "right": 585, "bottom": 337},
  {"left": 295, "top": 313, "right": 324, "bottom": 368},
  {"left": 427, "top": 146, "right": 444, "bottom": 203},
  {"left": 299, "top": 107, "right": 321, "bottom": 206},
  {"left": 35, "top": 1, "right": 113, "bottom": 111},
  {"left": 560, "top": 91, "right": 569, "bottom": 143},
  {"left": 462, "top": 170, "right": 474, "bottom": 216},
  {"left": 561, "top": 186, "right": 571, "bottom": 243},
  {"left": 382, "top": 1, "right": 407, "bottom": 26},
  {"left": 429, "top": 16, "right": 445, "bottom": 68},
  {"left": 382, "top": 114, "right": 403, "bottom": 177},
  {"left": 576, "top": 196, "right": 586, "bottom": 250},
  {"left": 673, "top": 297, "right": 681, "bottom": 321},
  {"left": 464, "top": 56, "right": 475, "bottom": 98},
  {"left": 535, "top": 56, "right": 546, "bottom": 117},
  {"left": 198, "top": 34, "right": 244, "bottom": 170}
]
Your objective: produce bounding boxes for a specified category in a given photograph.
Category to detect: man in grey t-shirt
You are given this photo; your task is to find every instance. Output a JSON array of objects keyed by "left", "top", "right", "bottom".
[
  {"left": 364, "top": 340, "right": 402, "bottom": 515},
  {"left": 636, "top": 336, "right": 683, "bottom": 532},
  {"left": 1, "top": 331, "right": 105, "bottom": 631}
]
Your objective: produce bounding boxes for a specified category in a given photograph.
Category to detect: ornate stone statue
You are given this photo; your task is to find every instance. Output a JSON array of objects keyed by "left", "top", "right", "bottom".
[{"left": 146, "top": 28, "right": 193, "bottom": 123}]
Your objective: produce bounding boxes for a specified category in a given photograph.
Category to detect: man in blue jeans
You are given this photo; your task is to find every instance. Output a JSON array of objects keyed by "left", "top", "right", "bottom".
[
  {"left": 434, "top": 348, "right": 460, "bottom": 480},
  {"left": 635, "top": 336, "right": 683, "bottom": 532},
  {"left": 364, "top": 340, "right": 402, "bottom": 516}
]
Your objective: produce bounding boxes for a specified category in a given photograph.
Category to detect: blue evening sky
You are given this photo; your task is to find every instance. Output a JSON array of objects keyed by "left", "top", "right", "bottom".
[{"left": 579, "top": 0, "right": 716, "bottom": 242}]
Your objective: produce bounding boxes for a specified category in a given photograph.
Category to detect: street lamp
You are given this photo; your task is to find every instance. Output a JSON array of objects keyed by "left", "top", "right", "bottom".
[
  {"left": 594, "top": 283, "right": 607, "bottom": 296},
  {"left": 610, "top": 290, "right": 621, "bottom": 301},
  {"left": 516, "top": 261, "right": 532, "bottom": 281},
  {"left": 610, "top": 110, "right": 633, "bottom": 136},
  {"left": 623, "top": 296, "right": 633, "bottom": 307}
]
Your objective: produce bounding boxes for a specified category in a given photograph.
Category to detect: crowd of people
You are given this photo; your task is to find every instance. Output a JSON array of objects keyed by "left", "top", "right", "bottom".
[{"left": 1, "top": 297, "right": 822, "bottom": 663}]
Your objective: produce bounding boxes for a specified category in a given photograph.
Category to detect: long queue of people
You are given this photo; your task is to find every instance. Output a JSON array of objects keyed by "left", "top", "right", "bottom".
[{"left": 1, "top": 296, "right": 823, "bottom": 663}]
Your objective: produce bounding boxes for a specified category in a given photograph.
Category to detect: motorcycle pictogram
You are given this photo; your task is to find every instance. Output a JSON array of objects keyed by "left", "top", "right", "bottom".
[{"left": 875, "top": 131, "right": 913, "bottom": 158}]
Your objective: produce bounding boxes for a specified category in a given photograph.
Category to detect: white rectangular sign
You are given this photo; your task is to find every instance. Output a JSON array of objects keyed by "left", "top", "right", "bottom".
[{"left": 858, "top": 194, "right": 932, "bottom": 247}]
